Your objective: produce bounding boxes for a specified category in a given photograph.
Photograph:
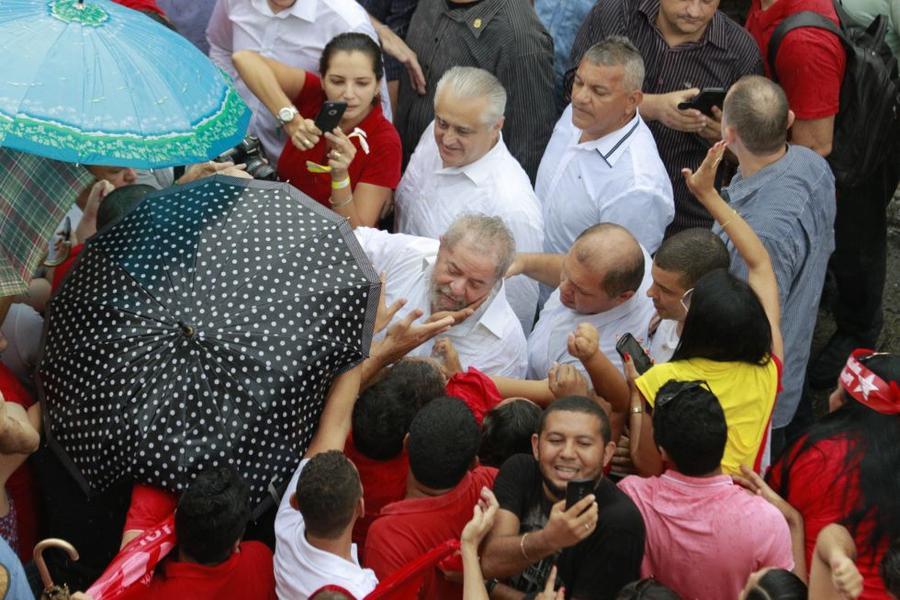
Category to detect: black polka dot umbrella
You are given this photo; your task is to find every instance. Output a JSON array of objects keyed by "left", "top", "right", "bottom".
[{"left": 35, "top": 176, "right": 379, "bottom": 516}]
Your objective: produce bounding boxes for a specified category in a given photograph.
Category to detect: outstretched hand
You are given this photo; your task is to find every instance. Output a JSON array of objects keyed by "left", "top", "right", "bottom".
[
  {"left": 567, "top": 323, "right": 599, "bottom": 362},
  {"left": 460, "top": 487, "right": 499, "bottom": 547},
  {"left": 682, "top": 140, "right": 727, "bottom": 202},
  {"left": 374, "top": 273, "right": 407, "bottom": 333},
  {"left": 732, "top": 465, "right": 800, "bottom": 523},
  {"left": 376, "top": 309, "right": 454, "bottom": 365},
  {"left": 429, "top": 293, "right": 487, "bottom": 326}
]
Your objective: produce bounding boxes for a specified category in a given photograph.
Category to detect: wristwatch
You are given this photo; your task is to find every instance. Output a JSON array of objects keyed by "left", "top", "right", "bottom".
[{"left": 277, "top": 105, "right": 299, "bottom": 126}]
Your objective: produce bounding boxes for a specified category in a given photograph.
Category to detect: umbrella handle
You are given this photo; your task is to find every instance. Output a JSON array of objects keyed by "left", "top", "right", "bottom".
[
  {"left": 33, "top": 538, "right": 80, "bottom": 589},
  {"left": 42, "top": 243, "right": 72, "bottom": 268}
]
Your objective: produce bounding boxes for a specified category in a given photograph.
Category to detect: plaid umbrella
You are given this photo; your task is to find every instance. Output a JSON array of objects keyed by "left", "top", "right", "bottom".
[{"left": 0, "top": 147, "right": 93, "bottom": 297}]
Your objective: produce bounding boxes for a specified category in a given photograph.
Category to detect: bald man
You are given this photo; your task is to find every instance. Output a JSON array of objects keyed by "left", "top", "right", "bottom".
[
  {"left": 513, "top": 223, "right": 655, "bottom": 379},
  {"left": 714, "top": 75, "right": 835, "bottom": 452}
]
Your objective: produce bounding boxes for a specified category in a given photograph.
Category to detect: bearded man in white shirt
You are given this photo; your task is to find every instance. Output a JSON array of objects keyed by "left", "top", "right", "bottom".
[
  {"left": 394, "top": 67, "right": 544, "bottom": 334},
  {"left": 537, "top": 36, "right": 673, "bottom": 257},
  {"left": 356, "top": 213, "right": 527, "bottom": 378}
]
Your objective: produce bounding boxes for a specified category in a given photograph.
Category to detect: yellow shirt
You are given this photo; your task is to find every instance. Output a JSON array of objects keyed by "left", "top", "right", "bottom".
[{"left": 635, "top": 357, "right": 779, "bottom": 475}]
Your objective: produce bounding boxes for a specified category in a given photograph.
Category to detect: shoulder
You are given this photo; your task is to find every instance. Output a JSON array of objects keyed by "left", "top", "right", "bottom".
[
  {"left": 238, "top": 541, "right": 275, "bottom": 565},
  {"left": 318, "top": 0, "right": 375, "bottom": 30},
  {"left": 596, "top": 480, "right": 644, "bottom": 530},
  {"left": 714, "top": 10, "right": 764, "bottom": 55},
  {"left": 496, "top": 453, "right": 539, "bottom": 483}
]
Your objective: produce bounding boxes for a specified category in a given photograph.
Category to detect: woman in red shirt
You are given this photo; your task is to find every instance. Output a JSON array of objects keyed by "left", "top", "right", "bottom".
[
  {"left": 233, "top": 34, "right": 401, "bottom": 228},
  {"left": 770, "top": 350, "right": 900, "bottom": 600}
]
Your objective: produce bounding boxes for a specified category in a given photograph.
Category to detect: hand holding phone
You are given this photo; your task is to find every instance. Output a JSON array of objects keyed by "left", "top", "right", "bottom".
[
  {"left": 615, "top": 333, "right": 653, "bottom": 375},
  {"left": 314, "top": 101, "right": 348, "bottom": 134},
  {"left": 677, "top": 87, "right": 727, "bottom": 117},
  {"left": 565, "top": 479, "right": 596, "bottom": 511}
]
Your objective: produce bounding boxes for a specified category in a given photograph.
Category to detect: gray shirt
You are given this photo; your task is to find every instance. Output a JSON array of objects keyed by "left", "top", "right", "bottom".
[
  {"left": 396, "top": 0, "right": 556, "bottom": 182},
  {"left": 715, "top": 145, "right": 836, "bottom": 429}
]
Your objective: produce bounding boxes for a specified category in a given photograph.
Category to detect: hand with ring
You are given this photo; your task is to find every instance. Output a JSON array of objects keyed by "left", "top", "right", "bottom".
[
  {"left": 286, "top": 116, "right": 322, "bottom": 151},
  {"left": 324, "top": 128, "right": 357, "bottom": 177}
]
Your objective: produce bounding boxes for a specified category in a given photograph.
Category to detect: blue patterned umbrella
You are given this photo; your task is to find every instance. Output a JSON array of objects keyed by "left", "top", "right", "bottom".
[{"left": 0, "top": 0, "right": 250, "bottom": 168}]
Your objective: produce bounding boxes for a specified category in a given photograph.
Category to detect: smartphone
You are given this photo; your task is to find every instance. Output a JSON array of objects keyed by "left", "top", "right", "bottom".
[
  {"left": 314, "top": 101, "right": 347, "bottom": 134},
  {"left": 677, "top": 87, "right": 727, "bottom": 117},
  {"left": 615, "top": 332, "right": 654, "bottom": 375},
  {"left": 565, "top": 479, "right": 596, "bottom": 510}
]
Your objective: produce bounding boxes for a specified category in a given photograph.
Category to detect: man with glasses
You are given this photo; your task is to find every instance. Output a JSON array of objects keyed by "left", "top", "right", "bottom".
[{"left": 619, "top": 380, "right": 794, "bottom": 599}]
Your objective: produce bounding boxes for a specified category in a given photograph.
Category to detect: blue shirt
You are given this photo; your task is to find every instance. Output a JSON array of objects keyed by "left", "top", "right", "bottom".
[
  {"left": 0, "top": 536, "right": 31, "bottom": 600},
  {"left": 715, "top": 145, "right": 835, "bottom": 428},
  {"left": 535, "top": 0, "right": 596, "bottom": 111}
]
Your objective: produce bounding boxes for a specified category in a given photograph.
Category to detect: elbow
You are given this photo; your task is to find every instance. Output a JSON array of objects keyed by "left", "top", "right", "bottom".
[{"left": 231, "top": 50, "right": 253, "bottom": 69}]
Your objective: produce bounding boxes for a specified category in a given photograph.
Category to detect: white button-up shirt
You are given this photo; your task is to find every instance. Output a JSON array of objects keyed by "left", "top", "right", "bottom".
[
  {"left": 355, "top": 227, "right": 527, "bottom": 377},
  {"left": 395, "top": 123, "right": 544, "bottom": 334},
  {"left": 275, "top": 459, "right": 379, "bottom": 599},
  {"left": 527, "top": 249, "right": 656, "bottom": 379},
  {"left": 206, "top": 0, "right": 391, "bottom": 163},
  {"left": 537, "top": 105, "right": 674, "bottom": 256}
]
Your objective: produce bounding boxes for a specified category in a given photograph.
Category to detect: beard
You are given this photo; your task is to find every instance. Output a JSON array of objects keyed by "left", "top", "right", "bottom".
[{"left": 430, "top": 284, "right": 467, "bottom": 312}]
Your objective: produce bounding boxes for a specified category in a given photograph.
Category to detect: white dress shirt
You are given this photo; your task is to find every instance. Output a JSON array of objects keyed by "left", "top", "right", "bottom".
[
  {"left": 395, "top": 123, "right": 544, "bottom": 334},
  {"left": 355, "top": 227, "right": 528, "bottom": 377},
  {"left": 206, "top": 0, "right": 391, "bottom": 162},
  {"left": 647, "top": 317, "right": 680, "bottom": 364},
  {"left": 536, "top": 105, "right": 674, "bottom": 256},
  {"left": 527, "top": 248, "right": 656, "bottom": 379},
  {"left": 275, "top": 459, "right": 379, "bottom": 599}
]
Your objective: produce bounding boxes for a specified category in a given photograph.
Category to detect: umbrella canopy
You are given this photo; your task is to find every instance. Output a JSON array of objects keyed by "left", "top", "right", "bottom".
[
  {"left": 0, "top": 147, "right": 93, "bottom": 296},
  {"left": 0, "top": 0, "right": 250, "bottom": 168},
  {"left": 36, "top": 176, "right": 379, "bottom": 515}
]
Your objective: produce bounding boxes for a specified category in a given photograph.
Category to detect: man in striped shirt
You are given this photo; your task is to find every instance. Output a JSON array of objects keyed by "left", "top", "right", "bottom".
[{"left": 570, "top": 0, "right": 763, "bottom": 234}]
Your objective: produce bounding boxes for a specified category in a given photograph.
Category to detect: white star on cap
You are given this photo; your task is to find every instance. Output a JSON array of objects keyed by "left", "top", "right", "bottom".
[{"left": 854, "top": 373, "right": 879, "bottom": 400}]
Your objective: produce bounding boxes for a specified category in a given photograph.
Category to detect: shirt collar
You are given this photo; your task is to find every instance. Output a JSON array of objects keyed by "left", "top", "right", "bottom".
[
  {"left": 435, "top": 132, "right": 506, "bottom": 186},
  {"left": 444, "top": 0, "right": 506, "bottom": 39},
  {"left": 572, "top": 111, "right": 642, "bottom": 168},
  {"left": 661, "top": 470, "right": 734, "bottom": 488},
  {"left": 725, "top": 145, "right": 795, "bottom": 207},
  {"left": 420, "top": 256, "right": 509, "bottom": 339},
  {"left": 636, "top": 0, "right": 728, "bottom": 51},
  {"left": 251, "top": 0, "right": 316, "bottom": 21}
]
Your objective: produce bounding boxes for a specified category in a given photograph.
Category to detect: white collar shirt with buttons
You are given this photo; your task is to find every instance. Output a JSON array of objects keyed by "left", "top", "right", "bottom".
[
  {"left": 536, "top": 105, "right": 674, "bottom": 256},
  {"left": 355, "top": 227, "right": 528, "bottom": 377},
  {"left": 206, "top": 0, "right": 391, "bottom": 163},
  {"left": 275, "top": 459, "right": 379, "bottom": 599},
  {"left": 527, "top": 247, "right": 656, "bottom": 379},
  {"left": 394, "top": 122, "right": 544, "bottom": 334}
]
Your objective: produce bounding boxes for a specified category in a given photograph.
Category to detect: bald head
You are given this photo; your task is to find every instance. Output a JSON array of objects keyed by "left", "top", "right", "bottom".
[
  {"left": 723, "top": 75, "right": 790, "bottom": 155},
  {"left": 572, "top": 223, "right": 645, "bottom": 297}
]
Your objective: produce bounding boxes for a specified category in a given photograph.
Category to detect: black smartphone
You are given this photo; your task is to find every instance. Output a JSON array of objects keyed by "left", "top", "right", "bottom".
[
  {"left": 615, "top": 332, "right": 653, "bottom": 375},
  {"left": 565, "top": 479, "right": 596, "bottom": 510},
  {"left": 314, "top": 101, "right": 347, "bottom": 134},
  {"left": 677, "top": 87, "right": 727, "bottom": 117}
]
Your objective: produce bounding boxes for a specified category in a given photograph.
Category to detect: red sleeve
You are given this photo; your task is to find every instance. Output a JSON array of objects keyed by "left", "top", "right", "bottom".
[
  {"left": 355, "top": 123, "right": 402, "bottom": 190},
  {"left": 773, "top": 354, "right": 784, "bottom": 394},
  {"left": 0, "top": 364, "right": 34, "bottom": 408},
  {"left": 775, "top": 28, "right": 845, "bottom": 119},
  {"left": 51, "top": 243, "right": 84, "bottom": 294},
  {"left": 445, "top": 367, "right": 503, "bottom": 426},
  {"left": 292, "top": 73, "right": 326, "bottom": 121},
  {"left": 124, "top": 484, "right": 178, "bottom": 533}
]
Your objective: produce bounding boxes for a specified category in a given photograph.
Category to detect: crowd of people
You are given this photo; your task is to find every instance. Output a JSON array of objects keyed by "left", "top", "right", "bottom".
[{"left": 1, "top": 0, "right": 899, "bottom": 598}]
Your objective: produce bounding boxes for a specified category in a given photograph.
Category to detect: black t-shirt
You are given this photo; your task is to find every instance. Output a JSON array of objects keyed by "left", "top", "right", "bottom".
[{"left": 492, "top": 454, "right": 646, "bottom": 600}]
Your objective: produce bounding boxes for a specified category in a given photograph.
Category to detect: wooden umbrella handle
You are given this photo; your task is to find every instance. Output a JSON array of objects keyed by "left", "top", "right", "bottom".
[{"left": 33, "top": 538, "right": 80, "bottom": 590}]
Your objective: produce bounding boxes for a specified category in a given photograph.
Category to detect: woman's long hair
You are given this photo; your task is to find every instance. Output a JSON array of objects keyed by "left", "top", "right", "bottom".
[{"left": 774, "top": 354, "right": 900, "bottom": 557}]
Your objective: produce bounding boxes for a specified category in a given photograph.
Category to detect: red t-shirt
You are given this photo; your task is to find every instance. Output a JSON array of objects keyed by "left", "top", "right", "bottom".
[
  {"left": 51, "top": 243, "right": 84, "bottom": 294},
  {"left": 120, "top": 541, "right": 276, "bottom": 600},
  {"left": 0, "top": 364, "right": 39, "bottom": 562},
  {"left": 276, "top": 73, "right": 402, "bottom": 207},
  {"left": 745, "top": 0, "right": 846, "bottom": 120},
  {"left": 364, "top": 466, "right": 498, "bottom": 599},
  {"left": 124, "top": 483, "right": 178, "bottom": 533},
  {"left": 344, "top": 435, "right": 409, "bottom": 552},
  {"left": 769, "top": 436, "right": 888, "bottom": 600},
  {"left": 445, "top": 368, "right": 503, "bottom": 426}
]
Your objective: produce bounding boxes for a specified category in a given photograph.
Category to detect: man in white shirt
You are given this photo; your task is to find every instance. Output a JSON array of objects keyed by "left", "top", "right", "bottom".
[
  {"left": 275, "top": 366, "right": 379, "bottom": 599},
  {"left": 356, "top": 214, "right": 527, "bottom": 377},
  {"left": 516, "top": 223, "right": 655, "bottom": 379},
  {"left": 395, "top": 67, "right": 544, "bottom": 334},
  {"left": 537, "top": 36, "right": 673, "bottom": 257},
  {"left": 645, "top": 228, "right": 731, "bottom": 363},
  {"left": 206, "top": 0, "right": 391, "bottom": 162}
]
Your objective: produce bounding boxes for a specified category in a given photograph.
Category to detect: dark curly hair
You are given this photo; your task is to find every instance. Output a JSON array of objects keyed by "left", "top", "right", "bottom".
[{"left": 296, "top": 451, "right": 361, "bottom": 539}]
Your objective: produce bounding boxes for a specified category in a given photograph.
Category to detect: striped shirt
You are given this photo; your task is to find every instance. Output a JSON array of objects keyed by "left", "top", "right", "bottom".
[
  {"left": 569, "top": 0, "right": 764, "bottom": 232},
  {"left": 396, "top": 0, "right": 556, "bottom": 181},
  {"left": 714, "top": 145, "right": 836, "bottom": 429}
]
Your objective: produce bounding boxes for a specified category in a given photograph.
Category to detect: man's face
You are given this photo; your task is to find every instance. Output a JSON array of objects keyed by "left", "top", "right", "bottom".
[
  {"left": 657, "top": 0, "right": 719, "bottom": 39},
  {"left": 433, "top": 90, "right": 502, "bottom": 169},
  {"left": 558, "top": 253, "right": 618, "bottom": 315},
  {"left": 647, "top": 263, "right": 689, "bottom": 321},
  {"left": 87, "top": 165, "right": 137, "bottom": 189},
  {"left": 430, "top": 238, "right": 499, "bottom": 312},
  {"left": 570, "top": 61, "right": 638, "bottom": 140},
  {"left": 532, "top": 410, "right": 612, "bottom": 500}
]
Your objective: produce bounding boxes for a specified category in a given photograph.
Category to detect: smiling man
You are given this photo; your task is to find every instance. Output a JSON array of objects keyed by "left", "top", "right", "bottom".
[
  {"left": 395, "top": 67, "right": 543, "bottom": 334},
  {"left": 481, "top": 396, "right": 645, "bottom": 599},
  {"left": 537, "top": 37, "right": 673, "bottom": 258},
  {"left": 355, "top": 213, "right": 528, "bottom": 377}
]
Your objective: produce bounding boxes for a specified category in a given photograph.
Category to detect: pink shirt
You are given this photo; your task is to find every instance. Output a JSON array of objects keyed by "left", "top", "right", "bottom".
[{"left": 619, "top": 471, "right": 793, "bottom": 600}]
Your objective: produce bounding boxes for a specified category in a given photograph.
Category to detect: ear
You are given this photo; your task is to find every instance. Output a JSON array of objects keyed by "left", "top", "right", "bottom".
[
  {"left": 357, "top": 495, "right": 365, "bottom": 519},
  {"left": 659, "top": 446, "right": 671, "bottom": 464},
  {"left": 602, "top": 440, "right": 617, "bottom": 468},
  {"left": 402, "top": 432, "right": 410, "bottom": 450},
  {"left": 531, "top": 432, "right": 540, "bottom": 460},
  {"left": 722, "top": 124, "right": 738, "bottom": 145},
  {"left": 289, "top": 493, "right": 299, "bottom": 511},
  {"left": 630, "top": 89, "right": 644, "bottom": 111},
  {"left": 493, "top": 115, "right": 505, "bottom": 133},
  {"left": 469, "top": 455, "right": 480, "bottom": 471},
  {"left": 617, "top": 289, "right": 636, "bottom": 304},
  {"left": 786, "top": 109, "right": 796, "bottom": 130}
]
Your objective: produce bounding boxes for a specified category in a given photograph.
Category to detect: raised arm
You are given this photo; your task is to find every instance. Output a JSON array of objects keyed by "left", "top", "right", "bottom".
[
  {"left": 232, "top": 51, "right": 307, "bottom": 118},
  {"left": 568, "top": 323, "right": 630, "bottom": 413},
  {"left": 809, "top": 524, "right": 864, "bottom": 600},
  {"left": 304, "top": 364, "right": 362, "bottom": 458},
  {"left": 506, "top": 253, "right": 564, "bottom": 288},
  {"left": 683, "top": 141, "right": 783, "bottom": 362}
]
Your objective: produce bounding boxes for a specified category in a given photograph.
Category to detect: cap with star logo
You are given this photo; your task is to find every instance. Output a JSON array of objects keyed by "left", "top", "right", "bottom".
[{"left": 838, "top": 349, "right": 900, "bottom": 415}]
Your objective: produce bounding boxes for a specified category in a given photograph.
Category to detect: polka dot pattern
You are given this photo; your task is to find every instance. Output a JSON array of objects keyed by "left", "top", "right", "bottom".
[{"left": 36, "top": 176, "right": 380, "bottom": 514}]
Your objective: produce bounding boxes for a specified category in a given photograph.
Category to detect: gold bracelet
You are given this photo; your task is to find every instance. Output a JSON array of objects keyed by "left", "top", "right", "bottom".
[
  {"left": 331, "top": 176, "right": 350, "bottom": 190},
  {"left": 520, "top": 532, "right": 532, "bottom": 562},
  {"left": 330, "top": 194, "right": 353, "bottom": 209}
]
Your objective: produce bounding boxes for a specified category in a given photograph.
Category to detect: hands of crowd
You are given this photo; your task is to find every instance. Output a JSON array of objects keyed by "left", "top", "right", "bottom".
[
  {"left": 375, "top": 24, "right": 426, "bottom": 95},
  {"left": 644, "top": 88, "right": 708, "bottom": 133},
  {"left": 433, "top": 337, "right": 463, "bottom": 378},
  {"left": 374, "top": 273, "right": 407, "bottom": 334},
  {"left": 461, "top": 487, "right": 500, "bottom": 549},
  {"left": 324, "top": 128, "right": 357, "bottom": 176},
  {"left": 541, "top": 494, "right": 598, "bottom": 550},
  {"left": 373, "top": 308, "right": 455, "bottom": 366},
  {"left": 286, "top": 115, "right": 323, "bottom": 150},
  {"left": 177, "top": 160, "right": 251, "bottom": 184},
  {"left": 72, "top": 180, "right": 115, "bottom": 245},
  {"left": 682, "top": 140, "right": 727, "bottom": 203},
  {"left": 732, "top": 465, "right": 802, "bottom": 527},
  {"left": 547, "top": 363, "right": 589, "bottom": 398},
  {"left": 826, "top": 552, "right": 864, "bottom": 599},
  {"left": 567, "top": 323, "right": 599, "bottom": 362}
]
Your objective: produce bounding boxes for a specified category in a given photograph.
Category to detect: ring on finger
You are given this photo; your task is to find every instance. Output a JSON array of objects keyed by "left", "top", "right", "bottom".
[{"left": 584, "top": 523, "right": 591, "bottom": 532}]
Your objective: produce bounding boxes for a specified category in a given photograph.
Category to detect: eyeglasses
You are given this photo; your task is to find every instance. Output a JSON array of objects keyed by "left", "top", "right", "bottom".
[
  {"left": 679, "top": 287, "right": 694, "bottom": 314},
  {"left": 655, "top": 380, "right": 711, "bottom": 409}
]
